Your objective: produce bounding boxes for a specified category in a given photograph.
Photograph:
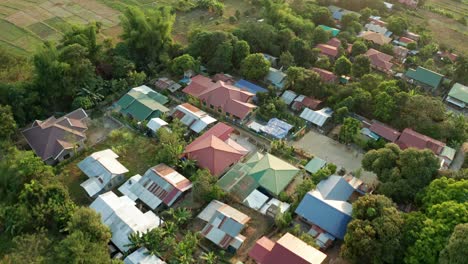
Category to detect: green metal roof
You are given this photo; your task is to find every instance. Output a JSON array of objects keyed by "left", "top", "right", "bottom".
[
  {"left": 117, "top": 90, "right": 169, "bottom": 121},
  {"left": 248, "top": 153, "right": 299, "bottom": 195},
  {"left": 305, "top": 157, "right": 327, "bottom": 174},
  {"left": 448, "top": 83, "right": 468, "bottom": 103},
  {"left": 318, "top": 25, "right": 340, "bottom": 37},
  {"left": 147, "top": 91, "right": 169, "bottom": 105},
  {"left": 405, "top": 66, "right": 444, "bottom": 89},
  {"left": 217, "top": 163, "right": 259, "bottom": 200},
  {"left": 441, "top": 146, "right": 456, "bottom": 160}
]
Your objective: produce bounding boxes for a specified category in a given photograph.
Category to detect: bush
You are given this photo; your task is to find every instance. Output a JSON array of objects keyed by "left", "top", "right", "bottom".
[{"left": 229, "top": 16, "right": 237, "bottom": 24}]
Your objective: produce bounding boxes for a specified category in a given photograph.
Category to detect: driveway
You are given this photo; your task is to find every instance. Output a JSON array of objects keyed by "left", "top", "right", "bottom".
[
  {"left": 291, "top": 130, "right": 377, "bottom": 185},
  {"left": 449, "top": 146, "right": 465, "bottom": 171}
]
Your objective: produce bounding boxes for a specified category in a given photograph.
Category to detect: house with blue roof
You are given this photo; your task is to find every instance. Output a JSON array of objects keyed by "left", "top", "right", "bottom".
[
  {"left": 328, "top": 5, "right": 360, "bottom": 21},
  {"left": 235, "top": 79, "right": 268, "bottom": 94},
  {"left": 295, "top": 175, "right": 356, "bottom": 239}
]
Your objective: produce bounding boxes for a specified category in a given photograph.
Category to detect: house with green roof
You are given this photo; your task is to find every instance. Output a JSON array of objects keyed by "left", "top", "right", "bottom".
[
  {"left": 318, "top": 25, "right": 340, "bottom": 37},
  {"left": 405, "top": 66, "right": 444, "bottom": 91},
  {"left": 305, "top": 157, "right": 327, "bottom": 174},
  {"left": 446, "top": 83, "right": 468, "bottom": 108},
  {"left": 116, "top": 85, "right": 169, "bottom": 121},
  {"left": 218, "top": 152, "right": 299, "bottom": 197}
]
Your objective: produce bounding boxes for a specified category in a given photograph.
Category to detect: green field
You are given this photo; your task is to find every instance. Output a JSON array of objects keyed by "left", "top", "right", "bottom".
[
  {"left": 405, "top": 0, "right": 468, "bottom": 55},
  {"left": 0, "top": 0, "right": 257, "bottom": 56}
]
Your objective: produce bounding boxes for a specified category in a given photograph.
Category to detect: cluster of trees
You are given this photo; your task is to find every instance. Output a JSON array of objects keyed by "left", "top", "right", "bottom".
[
  {"left": 342, "top": 174, "right": 468, "bottom": 264},
  {"left": 0, "top": 146, "right": 116, "bottom": 263}
]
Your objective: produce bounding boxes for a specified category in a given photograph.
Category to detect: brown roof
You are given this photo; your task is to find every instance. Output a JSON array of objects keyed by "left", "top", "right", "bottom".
[
  {"left": 360, "top": 31, "right": 392, "bottom": 45},
  {"left": 183, "top": 75, "right": 256, "bottom": 120},
  {"left": 399, "top": 37, "right": 414, "bottom": 44},
  {"left": 364, "top": 48, "right": 394, "bottom": 72},
  {"left": 326, "top": 38, "right": 341, "bottom": 48},
  {"left": 312, "top": 67, "right": 337, "bottom": 83},
  {"left": 292, "top": 96, "right": 323, "bottom": 111},
  {"left": 316, "top": 44, "right": 339, "bottom": 58},
  {"left": 396, "top": 128, "right": 445, "bottom": 154},
  {"left": 22, "top": 109, "right": 88, "bottom": 161},
  {"left": 369, "top": 121, "right": 401, "bottom": 142}
]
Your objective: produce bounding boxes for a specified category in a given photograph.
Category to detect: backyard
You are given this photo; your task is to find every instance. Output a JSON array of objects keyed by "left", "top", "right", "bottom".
[{"left": 57, "top": 126, "right": 160, "bottom": 205}]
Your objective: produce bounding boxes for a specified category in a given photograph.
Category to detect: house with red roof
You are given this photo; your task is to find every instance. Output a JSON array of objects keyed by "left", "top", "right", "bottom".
[
  {"left": 326, "top": 38, "right": 341, "bottom": 48},
  {"left": 369, "top": 121, "right": 401, "bottom": 142},
  {"left": 292, "top": 95, "right": 323, "bottom": 111},
  {"left": 183, "top": 75, "right": 256, "bottom": 121},
  {"left": 249, "top": 233, "right": 327, "bottom": 264},
  {"left": 316, "top": 44, "right": 339, "bottom": 59},
  {"left": 183, "top": 123, "right": 248, "bottom": 176},
  {"left": 396, "top": 128, "right": 445, "bottom": 154},
  {"left": 312, "top": 68, "right": 338, "bottom": 83},
  {"left": 364, "top": 49, "right": 394, "bottom": 74}
]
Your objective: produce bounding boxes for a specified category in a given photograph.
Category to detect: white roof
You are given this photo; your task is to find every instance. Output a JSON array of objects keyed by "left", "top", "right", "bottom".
[
  {"left": 80, "top": 177, "right": 103, "bottom": 197},
  {"left": 259, "top": 198, "right": 291, "bottom": 215},
  {"left": 243, "top": 189, "right": 269, "bottom": 210},
  {"left": 300, "top": 107, "right": 333, "bottom": 127},
  {"left": 124, "top": 247, "right": 166, "bottom": 264},
  {"left": 83, "top": 149, "right": 129, "bottom": 175},
  {"left": 281, "top": 90, "right": 298, "bottom": 105},
  {"left": 197, "top": 200, "right": 224, "bottom": 222},
  {"left": 175, "top": 104, "right": 216, "bottom": 133},
  {"left": 365, "top": 23, "right": 389, "bottom": 35},
  {"left": 90, "top": 192, "right": 162, "bottom": 252},
  {"left": 147, "top": 118, "right": 168, "bottom": 132},
  {"left": 247, "top": 121, "right": 264, "bottom": 133},
  {"left": 311, "top": 190, "right": 352, "bottom": 215},
  {"left": 132, "top": 85, "right": 154, "bottom": 95}
]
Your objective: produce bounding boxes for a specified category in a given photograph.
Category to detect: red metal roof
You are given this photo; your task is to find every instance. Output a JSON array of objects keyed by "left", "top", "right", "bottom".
[
  {"left": 369, "top": 121, "right": 401, "bottom": 142},
  {"left": 365, "top": 48, "right": 394, "bottom": 72},
  {"left": 183, "top": 75, "right": 256, "bottom": 120},
  {"left": 396, "top": 128, "right": 445, "bottom": 154},
  {"left": 248, "top": 236, "right": 275, "bottom": 263},
  {"left": 326, "top": 38, "right": 341, "bottom": 48},
  {"left": 184, "top": 123, "right": 243, "bottom": 176},
  {"left": 399, "top": 37, "right": 414, "bottom": 44},
  {"left": 316, "top": 44, "right": 339, "bottom": 58},
  {"left": 312, "top": 67, "right": 337, "bottom": 83}
]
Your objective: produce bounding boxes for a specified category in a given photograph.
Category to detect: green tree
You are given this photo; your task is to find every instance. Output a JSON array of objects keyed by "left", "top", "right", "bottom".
[
  {"left": 421, "top": 177, "right": 468, "bottom": 209},
  {"left": 453, "top": 56, "right": 468, "bottom": 85},
  {"left": 120, "top": 6, "right": 175, "bottom": 68},
  {"left": 0, "top": 105, "right": 17, "bottom": 141},
  {"left": 191, "top": 169, "right": 224, "bottom": 203},
  {"left": 380, "top": 43, "right": 394, "bottom": 56},
  {"left": 334, "top": 106, "right": 349, "bottom": 123},
  {"left": 285, "top": 67, "right": 325, "bottom": 98},
  {"left": 341, "top": 195, "right": 404, "bottom": 264},
  {"left": 311, "top": 26, "right": 330, "bottom": 45},
  {"left": 279, "top": 51, "right": 295, "bottom": 69},
  {"left": 156, "top": 128, "right": 185, "bottom": 166},
  {"left": 387, "top": 16, "right": 408, "bottom": 36},
  {"left": 439, "top": 223, "right": 468, "bottom": 264},
  {"left": 232, "top": 40, "right": 250, "bottom": 68},
  {"left": 351, "top": 40, "right": 368, "bottom": 56},
  {"left": 66, "top": 207, "right": 111, "bottom": 243},
  {"left": 373, "top": 92, "right": 396, "bottom": 122},
  {"left": 171, "top": 54, "right": 198, "bottom": 76},
  {"left": 288, "top": 38, "right": 318, "bottom": 68},
  {"left": 54, "top": 231, "right": 110, "bottom": 264},
  {"left": 240, "top": 53, "right": 271, "bottom": 80},
  {"left": 339, "top": 117, "right": 360, "bottom": 144},
  {"left": 352, "top": 55, "right": 371, "bottom": 78},
  {"left": 208, "top": 42, "right": 234, "bottom": 73},
  {"left": 0, "top": 232, "right": 52, "bottom": 263},
  {"left": 334, "top": 56, "right": 352, "bottom": 76}
]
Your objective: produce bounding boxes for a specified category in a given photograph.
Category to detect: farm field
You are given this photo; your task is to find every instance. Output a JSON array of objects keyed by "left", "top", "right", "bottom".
[
  {"left": 403, "top": 0, "right": 468, "bottom": 54},
  {"left": 0, "top": 0, "right": 257, "bottom": 55}
]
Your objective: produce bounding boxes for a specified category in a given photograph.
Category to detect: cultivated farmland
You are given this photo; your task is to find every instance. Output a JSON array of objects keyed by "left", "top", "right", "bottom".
[{"left": 0, "top": 0, "right": 259, "bottom": 55}]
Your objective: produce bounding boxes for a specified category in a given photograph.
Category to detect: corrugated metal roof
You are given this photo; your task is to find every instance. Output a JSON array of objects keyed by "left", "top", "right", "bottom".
[
  {"left": 317, "top": 175, "right": 355, "bottom": 201},
  {"left": 147, "top": 118, "right": 168, "bottom": 132},
  {"left": 281, "top": 90, "right": 298, "bottom": 105},
  {"left": 448, "top": 83, "right": 468, "bottom": 103},
  {"left": 405, "top": 66, "right": 444, "bottom": 89},
  {"left": 300, "top": 108, "right": 333, "bottom": 127},
  {"left": 124, "top": 247, "right": 166, "bottom": 264},
  {"left": 260, "top": 118, "right": 293, "bottom": 139},
  {"left": 243, "top": 189, "right": 269, "bottom": 210},
  {"left": 305, "top": 157, "right": 327, "bottom": 174},
  {"left": 265, "top": 68, "right": 286, "bottom": 89},
  {"left": 90, "top": 192, "right": 162, "bottom": 252},
  {"left": 235, "top": 79, "right": 268, "bottom": 94}
]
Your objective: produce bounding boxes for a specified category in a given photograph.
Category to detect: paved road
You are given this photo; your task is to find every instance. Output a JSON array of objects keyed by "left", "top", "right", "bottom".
[{"left": 291, "top": 130, "right": 378, "bottom": 185}]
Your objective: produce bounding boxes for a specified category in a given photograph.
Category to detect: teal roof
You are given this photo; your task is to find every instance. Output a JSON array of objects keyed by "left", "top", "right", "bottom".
[
  {"left": 318, "top": 25, "right": 340, "bottom": 37},
  {"left": 448, "top": 83, "right": 468, "bottom": 103},
  {"left": 147, "top": 90, "right": 169, "bottom": 105},
  {"left": 305, "top": 157, "right": 327, "bottom": 174},
  {"left": 117, "top": 89, "right": 169, "bottom": 121},
  {"left": 405, "top": 67, "right": 444, "bottom": 89}
]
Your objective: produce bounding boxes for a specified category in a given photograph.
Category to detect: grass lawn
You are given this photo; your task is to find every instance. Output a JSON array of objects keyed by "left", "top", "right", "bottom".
[{"left": 57, "top": 127, "right": 160, "bottom": 205}]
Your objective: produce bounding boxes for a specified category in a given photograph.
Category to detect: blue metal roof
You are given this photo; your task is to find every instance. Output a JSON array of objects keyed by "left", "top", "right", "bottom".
[
  {"left": 235, "top": 79, "right": 268, "bottom": 94},
  {"left": 295, "top": 192, "right": 352, "bottom": 239},
  {"left": 317, "top": 175, "right": 354, "bottom": 201},
  {"left": 260, "top": 118, "right": 293, "bottom": 139}
]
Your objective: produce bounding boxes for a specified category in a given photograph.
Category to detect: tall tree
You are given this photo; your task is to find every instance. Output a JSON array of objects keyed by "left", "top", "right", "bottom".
[
  {"left": 0, "top": 104, "right": 17, "bottom": 141},
  {"left": 171, "top": 54, "right": 198, "bottom": 76},
  {"left": 339, "top": 117, "right": 360, "bottom": 144},
  {"left": 352, "top": 55, "right": 371, "bottom": 78},
  {"left": 341, "top": 195, "right": 404, "bottom": 264},
  {"left": 351, "top": 40, "right": 368, "bottom": 56},
  {"left": 311, "top": 26, "right": 330, "bottom": 46},
  {"left": 334, "top": 56, "right": 352, "bottom": 76},
  {"left": 373, "top": 92, "right": 396, "bottom": 122},
  {"left": 120, "top": 6, "right": 175, "bottom": 68},
  {"left": 232, "top": 40, "right": 250, "bottom": 68},
  {"left": 439, "top": 223, "right": 468, "bottom": 264},
  {"left": 240, "top": 53, "right": 270, "bottom": 80}
]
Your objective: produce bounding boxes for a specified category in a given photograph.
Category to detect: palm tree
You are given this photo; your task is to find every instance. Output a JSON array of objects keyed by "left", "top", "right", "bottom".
[
  {"left": 173, "top": 208, "right": 192, "bottom": 225},
  {"left": 126, "top": 231, "right": 145, "bottom": 251},
  {"left": 177, "top": 158, "right": 197, "bottom": 176},
  {"left": 201, "top": 251, "right": 218, "bottom": 264}
]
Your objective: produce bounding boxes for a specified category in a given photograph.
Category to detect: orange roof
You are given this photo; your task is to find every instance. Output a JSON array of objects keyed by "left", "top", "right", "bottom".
[{"left": 360, "top": 31, "right": 392, "bottom": 45}]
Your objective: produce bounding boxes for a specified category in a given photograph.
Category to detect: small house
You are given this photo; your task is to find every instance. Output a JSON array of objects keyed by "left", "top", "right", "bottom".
[
  {"left": 446, "top": 83, "right": 468, "bottom": 108},
  {"left": 260, "top": 118, "right": 293, "bottom": 139},
  {"left": 197, "top": 200, "right": 250, "bottom": 250},
  {"left": 171, "top": 103, "right": 217, "bottom": 133},
  {"left": 318, "top": 25, "right": 340, "bottom": 37},
  {"left": 305, "top": 157, "right": 327, "bottom": 174},
  {"left": 405, "top": 66, "right": 444, "bottom": 91},
  {"left": 265, "top": 68, "right": 287, "bottom": 89},
  {"left": 312, "top": 68, "right": 337, "bottom": 84},
  {"left": 146, "top": 118, "right": 168, "bottom": 133},
  {"left": 116, "top": 85, "right": 169, "bottom": 121},
  {"left": 124, "top": 247, "right": 166, "bottom": 264},
  {"left": 22, "top": 108, "right": 88, "bottom": 165},
  {"left": 369, "top": 121, "right": 401, "bottom": 142},
  {"left": 90, "top": 192, "right": 162, "bottom": 252},
  {"left": 235, "top": 79, "right": 268, "bottom": 94},
  {"left": 300, "top": 108, "right": 333, "bottom": 128},
  {"left": 396, "top": 128, "right": 445, "bottom": 155},
  {"left": 281, "top": 90, "right": 298, "bottom": 106},
  {"left": 79, "top": 149, "right": 129, "bottom": 198},
  {"left": 154, "top": 77, "right": 182, "bottom": 93},
  {"left": 364, "top": 49, "right": 394, "bottom": 74},
  {"left": 292, "top": 95, "right": 323, "bottom": 112},
  {"left": 249, "top": 233, "right": 327, "bottom": 264},
  {"left": 316, "top": 44, "right": 339, "bottom": 59},
  {"left": 118, "top": 164, "right": 192, "bottom": 210},
  {"left": 360, "top": 31, "right": 392, "bottom": 46}
]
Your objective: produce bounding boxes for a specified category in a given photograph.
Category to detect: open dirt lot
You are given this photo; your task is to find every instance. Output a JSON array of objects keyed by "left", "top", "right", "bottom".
[{"left": 291, "top": 130, "right": 377, "bottom": 185}]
